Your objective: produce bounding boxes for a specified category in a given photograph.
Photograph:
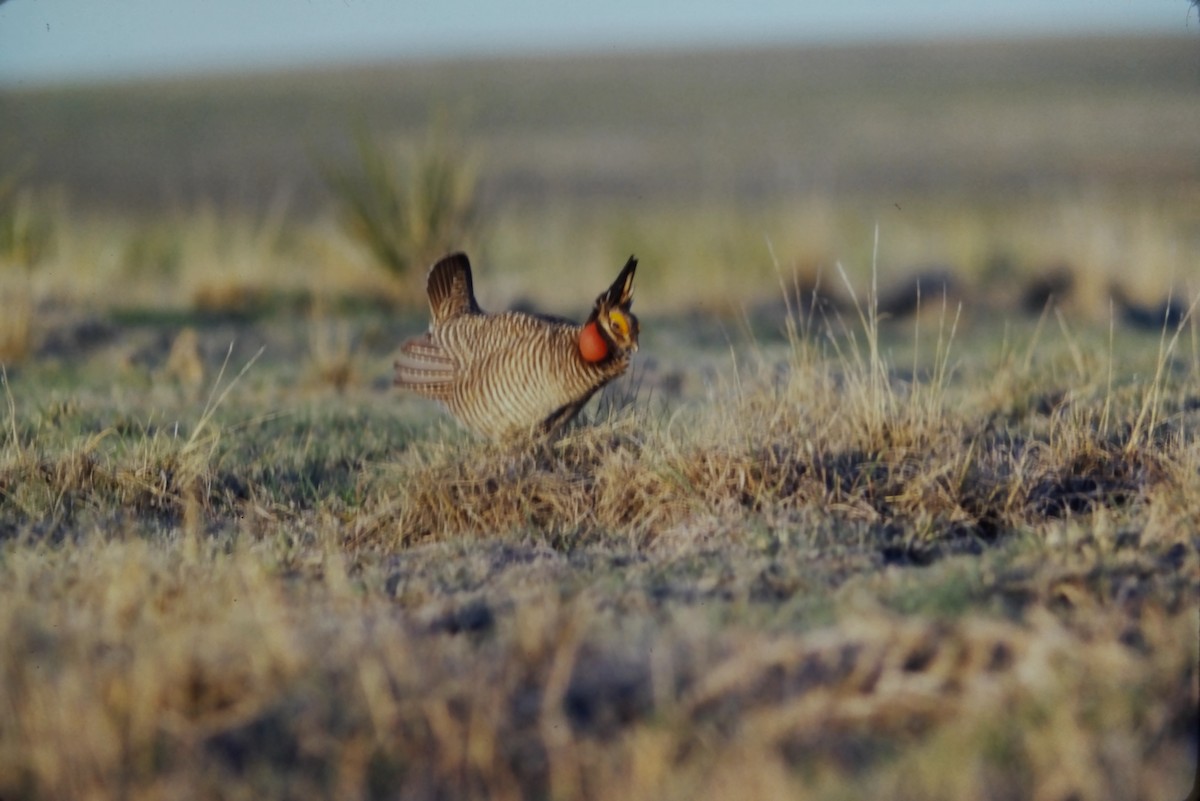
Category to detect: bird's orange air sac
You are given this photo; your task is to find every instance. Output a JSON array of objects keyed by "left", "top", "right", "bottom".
[{"left": 579, "top": 321, "right": 609, "bottom": 362}]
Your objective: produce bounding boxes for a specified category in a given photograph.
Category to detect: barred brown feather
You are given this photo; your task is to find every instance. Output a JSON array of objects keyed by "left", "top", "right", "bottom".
[{"left": 394, "top": 252, "right": 639, "bottom": 439}]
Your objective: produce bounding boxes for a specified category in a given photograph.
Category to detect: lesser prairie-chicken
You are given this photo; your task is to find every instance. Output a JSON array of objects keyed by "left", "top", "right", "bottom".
[{"left": 394, "top": 252, "right": 639, "bottom": 439}]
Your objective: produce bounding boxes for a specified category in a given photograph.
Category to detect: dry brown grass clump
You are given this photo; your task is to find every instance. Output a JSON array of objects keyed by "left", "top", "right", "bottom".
[
  {"left": 0, "top": 346, "right": 266, "bottom": 540},
  {"left": 364, "top": 348, "right": 1197, "bottom": 561}
]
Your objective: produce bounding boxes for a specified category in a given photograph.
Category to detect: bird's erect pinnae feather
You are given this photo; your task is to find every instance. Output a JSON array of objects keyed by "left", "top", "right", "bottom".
[{"left": 426, "top": 252, "right": 482, "bottom": 325}]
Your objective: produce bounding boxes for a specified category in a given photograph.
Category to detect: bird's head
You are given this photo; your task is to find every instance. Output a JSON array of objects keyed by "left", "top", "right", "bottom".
[{"left": 579, "top": 256, "right": 639, "bottom": 363}]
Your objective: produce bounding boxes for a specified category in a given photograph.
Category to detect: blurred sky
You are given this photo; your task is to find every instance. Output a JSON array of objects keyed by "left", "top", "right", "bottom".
[{"left": 0, "top": 0, "right": 1194, "bottom": 87}]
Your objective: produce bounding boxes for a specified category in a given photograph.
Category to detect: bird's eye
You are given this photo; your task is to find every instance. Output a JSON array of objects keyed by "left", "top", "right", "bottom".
[{"left": 609, "top": 310, "right": 628, "bottom": 337}]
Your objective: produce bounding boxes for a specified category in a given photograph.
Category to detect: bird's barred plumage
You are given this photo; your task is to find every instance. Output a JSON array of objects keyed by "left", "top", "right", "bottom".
[{"left": 394, "top": 253, "right": 639, "bottom": 439}]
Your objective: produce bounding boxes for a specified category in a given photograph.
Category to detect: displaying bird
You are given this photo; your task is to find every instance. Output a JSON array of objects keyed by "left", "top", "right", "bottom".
[{"left": 394, "top": 252, "right": 639, "bottom": 439}]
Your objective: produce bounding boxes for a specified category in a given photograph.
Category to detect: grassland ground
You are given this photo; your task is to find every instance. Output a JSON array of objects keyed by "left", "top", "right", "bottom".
[{"left": 0, "top": 286, "right": 1196, "bottom": 800}]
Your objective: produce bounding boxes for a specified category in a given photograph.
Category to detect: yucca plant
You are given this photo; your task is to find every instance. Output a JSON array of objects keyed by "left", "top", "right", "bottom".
[
  {"left": 0, "top": 176, "right": 54, "bottom": 363},
  {"left": 323, "top": 123, "right": 478, "bottom": 301},
  {"left": 0, "top": 176, "right": 54, "bottom": 271}
]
